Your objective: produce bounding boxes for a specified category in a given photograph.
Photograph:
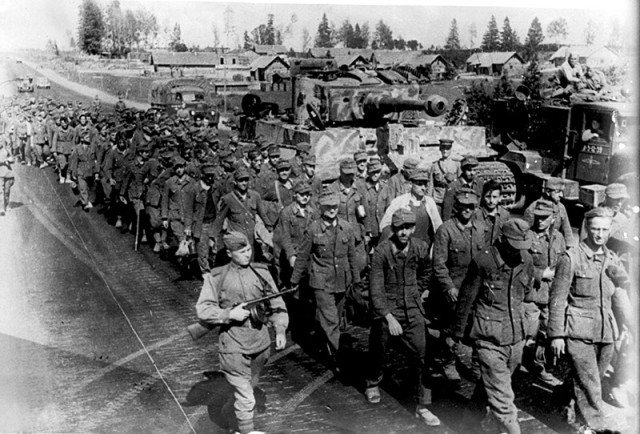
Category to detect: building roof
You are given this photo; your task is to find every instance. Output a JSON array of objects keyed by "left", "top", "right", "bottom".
[
  {"left": 466, "top": 52, "right": 522, "bottom": 67},
  {"left": 333, "top": 54, "right": 369, "bottom": 68},
  {"left": 549, "top": 45, "right": 619, "bottom": 61},
  {"left": 307, "top": 48, "right": 446, "bottom": 68},
  {"left": 151, "top": 52, "right": 219, "bottom": 66},
  {"left": 252, "top": 44, "right": 288, "bottom": 55},
  {"left": 249, "top": 55, "right": 290, "bottom": 72}
]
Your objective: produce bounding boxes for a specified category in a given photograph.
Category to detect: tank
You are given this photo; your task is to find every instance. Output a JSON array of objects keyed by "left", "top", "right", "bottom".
[{"left": 242, "top": 59, "right": 514, "bottom": 202}]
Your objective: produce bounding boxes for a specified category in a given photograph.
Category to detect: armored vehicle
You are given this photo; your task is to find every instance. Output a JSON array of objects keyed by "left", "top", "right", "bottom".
[
  {"left": 17, "top": 76, "right": 34, "bottom": 93},
  {"left": 240, "top": 59, "right": 518, "bottom": 204},
  {"left": 149, "top": 78, "right": 220, "bottom": 126}
]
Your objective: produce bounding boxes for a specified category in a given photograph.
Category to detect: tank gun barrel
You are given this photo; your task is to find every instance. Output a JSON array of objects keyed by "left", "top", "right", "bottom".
[{"left": 363, "top": 94, "right": 448, "bottom": 117}]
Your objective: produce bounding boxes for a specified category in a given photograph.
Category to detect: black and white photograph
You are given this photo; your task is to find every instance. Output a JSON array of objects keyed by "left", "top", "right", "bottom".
[{"left": 0, "top": 0, "right": 637, "bottom": 433}]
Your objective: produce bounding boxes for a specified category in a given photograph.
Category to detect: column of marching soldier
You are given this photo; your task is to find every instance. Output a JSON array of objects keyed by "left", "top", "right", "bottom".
[{"left": 0, "top": 95, "right": 635, "bottom": 434}]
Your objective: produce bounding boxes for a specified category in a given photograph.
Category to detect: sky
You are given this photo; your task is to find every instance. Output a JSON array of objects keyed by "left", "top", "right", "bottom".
[{"left": 0, "top": 0, "right": 636, "bottom": 52}]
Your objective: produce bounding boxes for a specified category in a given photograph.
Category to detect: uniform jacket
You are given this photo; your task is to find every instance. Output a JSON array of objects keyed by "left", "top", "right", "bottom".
[
  {"left": 356, "top": 178, "right": 391, "bottom": 238},
  {"left": 213, "top": 189, "right": 268, "bottom": 242},
  {"left": 453, "top": 247, "right": 535, "bottom": 346},
  {"left": 326, "top": 180, "right": 370, "bottom": 242},
  {"left": 427, "top": 158, "right": 460, "bottom": 204},
  {"left": 433, "top": 217, "right": 488, "bottom": 293},
  {"left": 52, "top": 126, "right": 76, "bottom": 155},
  {"left": 290, "top": 218, "right": 360, "bottom": 292},
  {"left": 524, "top": 198, "right": 575, "bottom": 248},
  {"left": 369, "top": 238, "right": 430, "bottom": 319},
  {"left": 69, "top": 143, "right": 98, "bottom": 178},
  {"left": 196, "top": 262, "right": 287, "bottom": 355},
  {"left": 184, "top": 181, "right": 221, "bottom": 239},
  {"left": 527, "top": 228, "right": 566, "bottom": 304},
  {"left": 441, "top": 176, "right": 484, "bottom": 221},
  {"left": 145, "top": 167, "right": 172, "bottom": 208},
  {"left": 122, "top": 158, "right": 155, "bottom": 201},
  {"left": 386, "top": 172, "right": 411, "bottom": 201},
  {"left": 161, "top": 174, "right": 196, "bottom": 222},
  {"left": 473, "top": 206, "right": 511, "bottom": 246},
  {"left": 548, "top": 242, "right": 623, "bottom": 343},
  {"left": 103, "top": 148, "right": 132, "bottom": 189},
  {"left": 31, "top": 120, "right": 48, "bottom": 145},
  {"left": 273, "top": 203, "right": 319, "bottom": 260}
]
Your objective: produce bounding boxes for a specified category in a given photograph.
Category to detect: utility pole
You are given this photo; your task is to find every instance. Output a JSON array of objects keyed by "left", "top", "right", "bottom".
[{"left": 223, "top": 6, "right": 236, "bottom": 114}]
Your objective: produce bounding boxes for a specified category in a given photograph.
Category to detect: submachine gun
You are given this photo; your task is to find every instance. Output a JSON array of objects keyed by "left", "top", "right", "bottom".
[{"left": 187, "top": 287, "right": 297, "bottom": 340}]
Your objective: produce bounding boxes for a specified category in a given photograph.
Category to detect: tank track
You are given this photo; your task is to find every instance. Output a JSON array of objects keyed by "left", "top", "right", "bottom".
[{"left": 475, "top": 161, "right": 517, "bottom": 207}]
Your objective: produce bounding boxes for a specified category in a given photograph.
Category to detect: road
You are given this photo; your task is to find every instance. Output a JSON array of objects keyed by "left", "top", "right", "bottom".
[{"left": 0, "top": 57, "right": 636, "bottom": 434}]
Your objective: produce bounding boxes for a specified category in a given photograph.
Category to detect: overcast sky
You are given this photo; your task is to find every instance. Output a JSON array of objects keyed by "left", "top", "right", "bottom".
[{"left": 0, "top": 0, "right": 636, "bottom": 52}]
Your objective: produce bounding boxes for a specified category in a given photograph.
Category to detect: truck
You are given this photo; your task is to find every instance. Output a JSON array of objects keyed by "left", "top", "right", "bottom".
[
  {"left": 149, "top": 78, "right": 220, "bottom": 126},
  {"left": 17, "top": 76, "right": 34, "bottom": 93}
]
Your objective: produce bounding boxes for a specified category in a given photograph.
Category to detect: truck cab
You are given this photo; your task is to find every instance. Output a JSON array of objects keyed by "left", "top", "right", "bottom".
[{"left": 149, "top": 78, "right": 220, "bottom": 127}]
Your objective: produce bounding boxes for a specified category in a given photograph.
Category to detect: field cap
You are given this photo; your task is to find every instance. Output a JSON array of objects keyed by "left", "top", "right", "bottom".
[
  {"left": 172, "top": 156, "right": 186, "bottom": 167},
  {"left": 532, "top": 199, "right": 554, "bottom": 217},
  {"left": 410, "top": 168, "right": 430, "bottom": 182},
  {"left": 293, "top": 180, "right": 312, "bottom": 194},
  {"left": 402, "top": 158, "right": 419, "bottom": 171},
  {"left": 222, "top": 231, "right": 250, "bottom": 252},
  {"left": 605, "top": 183, "right": 630, "bottom": 200},
  {"left": 318, "top": 191, "right": 340, "bottom": 206},
  {"left": 439, "top": 138, "right": 454, "bottom": 147},
  {"left": 234, "top": 167, "right": 251, "bottom": 181},
  {"left": 268, "top": 146, "right": 281, "bottom": 157},
  {"left": 461, "top": 155, "right": 479, "bottom": 168},
  {"left": 544, "top": 177, "right": 564, "bottom": 191},
  {"left": 367, "top": 160, "right": 382, "bottom": 173},
  {"left": 303, "top": 155, "right": 317, "bottom": 166},
  {"left": 340, "top": 159, "right": 357, "bottom": 174},
  {"left": 501, "top": 218, "right": 532, "bottom": 250},
  {"left": 275, "top": 160, "right": 291, "bottom": 170},
  {"left": 353, "top": 151, "right": 367, "bottom": 162},
  {"left": 391, "top": 208, "right": 417, "bottom": 227},
  {"left": 455, "top": 187, "right": 479, "bottom": 205},
  {"left": 201, "top": 164, "right": 217, "bottom": 176}
]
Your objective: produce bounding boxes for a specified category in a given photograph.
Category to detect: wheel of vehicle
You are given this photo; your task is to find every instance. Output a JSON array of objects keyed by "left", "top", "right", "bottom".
[{"left": 241, "top": 94, "right": 262, "bottom": 117}]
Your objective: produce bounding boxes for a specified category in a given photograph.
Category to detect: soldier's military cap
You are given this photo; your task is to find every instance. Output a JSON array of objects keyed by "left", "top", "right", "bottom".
[
  {"left": 460, "top": 155, "right": 479, "bottom": 168},
  {"left": 137, "top": 142, "right": 151, "bottom": 153},
  {"left": 160, "top": 150, "right": 175, "bottom": 161},
  {"left": 367, "top": 160, "right": 382, "bottom": 173},
  {"left": 544, "top": 177, "right": 564, "bottom": 190},
  {"left": 455, "top": 187, "right": 479, "bottom": 205},
  {"left": 275, "top": 160, "right": 291, "bottom": 170},
  {"left": 222, "top": 231, "right": 250, "bottom": 252},
  {"left": 354, "top": 151, "right": 368, "bottom": 162},
  {"left": 391, "top": 208, "right": 417, "bottom": 227},
  {"left": 230, "top": 135, "right": 240, "bottom": 143},
  {"left": 259, "top": 141, "right": 271, "bottom": 151},
  {"left": 318, "top": 191, "right": 340, "bottom": 206},
  {"left": 80, "top": 134, "right": 91, "bottom": 143},
  {"left": 531, "top": 199, "right": 555, "bottom": 216},
  {"left": 439, "top": 138, "right": 454, "bottom": 147},
  {"left": 584, "top": 206, "right": 614, "bottom": 220},
  {"left": 303, "top": 155, "right": 317, "bottom": 166},
  {"left": 268, "top": 146, "right": 281, "bottom": 157},
  {"left": 293, "top": 180, "right": 312, "bottom": 194},
  {"left": 172, "top": 156, "right": 186, "bottom": 167},
  {"left": 605, "top": 183, "right": 630, "bottom": 200},
  {"left": 410, "top": 168, "right": 430, "bottom": 182},
  {"left": 222, "top": 152, "right": 236, "bottom": 163},
  {"left": 339, "top": 159, "right": 357, "bottom": 174},
  {"left": 234, "top": 167, "right": 251, "bottom": 181},
  {"left": 240, "top": 143, "right": 256, "bottom": 154},
  {"left": 501, "top": 218, "right": 532, "bottom": 250},
  {"left": 201, "top": 164, "right": 217, "bottom": 176},
  {"left": 296, "top": 142, "right": 312, "bottom": 153},
  {"left": 402, "top": 158, "right": 419, "bottom": 171}
]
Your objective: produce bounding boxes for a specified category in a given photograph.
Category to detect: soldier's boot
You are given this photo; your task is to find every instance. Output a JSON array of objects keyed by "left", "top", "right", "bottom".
[
  {"left": 115, "top": 216, "right": 123, "bottom": 229},
  {"left": 365, "top": 386, "right": 381, "bottom": 404},
  {"left": 415, "top": 405, "right": 440, "bottom": 426},
  {"left": 59, "top": 175, "right": 65, "bottom": 184},
  {"left": 161, "top": 230, "right": 170, "bottom": 250},
  {"left": 153, "top": 233, "right": 162, "bottom": 253},
  {"left": 443, "top": 361, "right": 462, "bottom": 384}
]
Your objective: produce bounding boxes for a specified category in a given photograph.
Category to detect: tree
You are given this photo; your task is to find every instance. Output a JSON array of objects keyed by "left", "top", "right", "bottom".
[
  {"left": 393, "top": 37, "right": 406, "bottom": 50},
  {"left": 407, "top": 39, "right": 420, "bottom": 51},
  {"left": 353, "top": 22, "right": 370, "bottom": 49},
  {"left": 301, "top": 28, "right": 312, "bottom": 51},
  {"left": 169, "top": 23, "right": 183, "bottom": 51},
  {"left": 445, "top": 19, "right": 461, "bottom": 50},
  {"left": 135, "top": 9, "right": 159, "bottom": 50},
  {"left": 212, "top": 25, "right": 220, "bottom": 49},
  {"left": 243, "top": 31, "right": 252, "bottom": 50},
  {"left": 607, "top": 19, "right": 621, "bottom": 48},
  {"left": 481, "top": 15, "right": 500, "bottom": 51},
  {"left": 500, "top": 17, "right": 520, "bottom": 51},
  {"left": 522, "top": 58, "right": 543, "bottom": 100},
  {"left": 374, "top": 20, "right": 393, "bottom": 49},
  {"left": 546, "top": 18, "right": 568, "bottom": 44},
  {"left": 46, "top": 39, "right": 60, "bottom": 56},
  {"left": 122, "top": 10, "right": 138, "bottom": 52},
  {"left": 584, "top": 20, "right": 597, "bottom": 46},
  {"left": 264, "top": 13, "right": 276, "bottom": 45},
  {"left": 104, "top": 0, "right": 125, "bottom": 56},
  {"left": 468, "top": 22, "right": 478, "bottom": 48},
  {"left": 337, "top": 19, "right": 355, "bottom": 48},
  {"left": 78, "top": 0, "right": 104, "bottom": 55},
  {"left": 315, "top": 13, "right": 333, "bottom": 48},
  {"left": 523, "top": 17, "right": 544, "bottom": 61}
]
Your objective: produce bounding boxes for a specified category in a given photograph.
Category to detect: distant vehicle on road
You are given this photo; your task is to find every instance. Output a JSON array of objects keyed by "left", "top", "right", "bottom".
[
  {"left": 17, "top": 76, "right": 34, "bottom": 92},
  {"left": 149, "top": 78, "right": 220, "bottom": 126},
  {"left": 36, "top": 77, "right": 50, "bottom": 89},
  {"left": 15, "top": 59, "right": 22, "bottom": 63}
]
